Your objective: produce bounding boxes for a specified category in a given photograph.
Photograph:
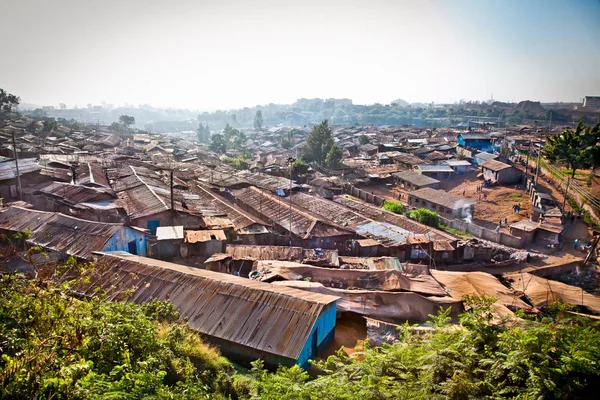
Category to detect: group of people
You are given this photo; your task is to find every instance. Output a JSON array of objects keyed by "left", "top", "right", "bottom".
[{"left": 512, "top": 204, "right": 522, "bottom": 213}]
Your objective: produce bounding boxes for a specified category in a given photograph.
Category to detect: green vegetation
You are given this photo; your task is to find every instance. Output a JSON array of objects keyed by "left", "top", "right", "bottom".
[
  {"left": 408, "top": 208, "right": 440, "bottom": 228},
  {"left": 197, "top": 122, "right": 210, "bottom": 143},
  {"left": 252, "top": 296, "right": 600, "bottom": 399},
  {"left": 442, "top": 225, "right": 472, "bottom": 238},
  {"left": 290, "top": 159, "right": 310, "bottom": 176},
  {"left": 325, "top": 144, "right": 343, "bottom": 168},
  {"left": 280, "top": 129, "right": 296, "bottom": 149},
  {"left": 543, "top": 122, "right": 600, "bottom": 178},
  {"left": 382, "top": 200, "right": 405, "bottom": 214},
  {"left": 509, "top": 193, "right": 523, "bottom": 199},
  {"left": 210, "top": 133, "right": 228, "bottom": 153},
  {"left": 4, "top": 263, "right": 600, "bottom": 399},
  {"left": 0, "top": 273, "right": 238, "bottom": 400},
  {"left": 0, "top": 88, "right": 20, "bottom": 113},
  {"left": 119, "top": 114, "right": 135, "bottom": 129},
  {"left": 254, "top": 110, "right": 264, "bottom": 131},
  {"left": 41, "top": 119, "right": 58, "bottom": 132},
  {"left": 358, "top": 134, "right": 369, "bottom": 145},
  {"left": 304, "top": 120, "right": 335, "bottom": 164},
  {"left": 222, "top": 154, "right": 250, "bottom": 170},
  {"left": 567, "top": 196, "right": 600, "bottom": 230}
]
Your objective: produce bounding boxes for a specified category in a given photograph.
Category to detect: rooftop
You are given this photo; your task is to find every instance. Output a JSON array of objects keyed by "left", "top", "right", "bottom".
[
  {"left": 481, "top": 159, "right": 513, "bottom": 171},
  {"left": 392, "top": 170, "right": 440, "bottom": 187},
  {"left": 409, "top": 188, "right": 475, "bottom": 209},
  {"left": 415, "top": 164, "right": 454, "bottom": 173},
  {"left": 84, "top": 252, "right": 338, "bottom": 360}
]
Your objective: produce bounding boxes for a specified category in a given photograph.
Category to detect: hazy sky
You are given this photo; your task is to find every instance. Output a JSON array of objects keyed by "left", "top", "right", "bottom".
[{"left": 1, "top": 0, "right": 599, "bottom": 110}]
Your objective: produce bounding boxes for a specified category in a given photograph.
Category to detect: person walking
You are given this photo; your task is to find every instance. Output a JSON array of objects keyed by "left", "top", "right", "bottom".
[{"left": 574, "top": 238, "right": 579, "bottom": 249}]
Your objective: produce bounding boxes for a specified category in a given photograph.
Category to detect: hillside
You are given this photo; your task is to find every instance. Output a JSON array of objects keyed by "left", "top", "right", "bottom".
[{"left": 2, "top": 269, "right": 600, "bottom": 399}]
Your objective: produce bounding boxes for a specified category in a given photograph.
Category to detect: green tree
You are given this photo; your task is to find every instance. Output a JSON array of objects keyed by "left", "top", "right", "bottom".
[
  {"left": 119, "top": 115, "right": 135, "bottom": 130},
  {"left": 31, "top": 108, "right": 47, "bottom": 119},
  {"left": 290, "top": 159, "right": 310, "bottom": 176},
  {"left": 325, "top": 144, "right": 343, "bottom": 168},
  {"left": 41, "top": 119, "right": 58, "bottom": 132},
  {"left": 254, "top": 110, "right": 264, "bottom": 131},
  {"left": 0, "top": 88, "right": 20, "bottom": 113},
  {"left": 304, "top": 120, "right": 334, "bottom": 163},
  {"left": 209, "top": 133, "right": 228, "bottom": 153},
  {"left": 197, "top": 123, "right": 210, "bottom": 143},
  {"left": 359, "top": 134, "right": 370, "bottom": 145},
  {"left": 281, "top": 130, "right": 295, "bottom": 149},
  {"left": 543, "top": 123, "right": 590, "bottom": 177}
]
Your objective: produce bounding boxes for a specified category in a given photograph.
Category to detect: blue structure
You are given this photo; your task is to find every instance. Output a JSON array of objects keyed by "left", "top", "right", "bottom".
[
  {"left": 457, "top": 133, "right": 493, "bottom": 153},
  {"left": 297, "top": 302, "right": 337, "bottom": 369},
  {"left": 102, "top": 226, "right": 148, "bottom": 257}
]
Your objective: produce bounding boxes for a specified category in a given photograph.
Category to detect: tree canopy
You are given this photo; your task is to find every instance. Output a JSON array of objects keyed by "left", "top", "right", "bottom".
[
  {"left": 0, "top": 88, "right": 20, "bottom": 114},
  {"left": 304, "top": 120, "right": 335, "bottom": 164},
  {"left": 254, "top": 110, "right": 263, "bottom": 131},
  {"left": 197, "top": 122, "right": 210, "bottom": 143},
  {"left": 119, "top": 115, "right": 135, "bottom": 128},
  {"left": 209, "top": 133, "right": 228, "bottom": 153},
  {"left": 325, "top": 144, "right": 343, "bottom": 168},
  {"left": 543, "top": 122, "right": 600, "bottom": 177},
  {"left": 359, "top": 134, "right": 370, "bottom": 145}
]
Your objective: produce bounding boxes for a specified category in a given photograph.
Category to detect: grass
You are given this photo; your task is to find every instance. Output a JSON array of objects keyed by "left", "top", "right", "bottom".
[
  {"left": 440, "top": 225, "right": 472, "bottom": 238},
  {"left": 509, "top": 193, "right": 523, "bottom": 199}
]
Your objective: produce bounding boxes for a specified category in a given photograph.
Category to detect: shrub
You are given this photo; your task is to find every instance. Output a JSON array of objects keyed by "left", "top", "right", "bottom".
[
  {"left": 382, "top": 200, "right": 404, "bottom": 214},
  {"left": 408, "top": 208, "right": 440, "bottom": 227}
]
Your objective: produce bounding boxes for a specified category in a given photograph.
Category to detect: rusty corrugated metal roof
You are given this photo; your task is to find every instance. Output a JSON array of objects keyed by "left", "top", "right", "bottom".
[
  {"left": 27, "top": 213, "right": 123, "bottom": 259},
  {"left": 0, "top": 206, "right": 54, "bottom": 232},
  {"left": 185, "top": 229, "right": 226, "bottom": 243},
  {"left": 85, "top": 253, "right": 338, "bottom": 360}
]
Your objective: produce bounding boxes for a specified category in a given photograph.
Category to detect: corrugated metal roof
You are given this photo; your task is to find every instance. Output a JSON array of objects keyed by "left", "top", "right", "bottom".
[
  {"left": 232, "top": 187, "right": 352, "bottom": 239},
  {"left": 255, "top": 263, "right": 446, "bottom": 296},
  {"left": 156, "top": 226, "right": 184, "bottom": 240},
  {"left": 481, "top": 159, "right": 512, "bottom": 171},
  {"left": 226, "top": 245, "right": 304, "bottom": 261},
  {"left": 0, "top": 158, "right": 41, "bottom": 180},
  {"left": 26, "top": 213, "right": 123, "bottom": 259},
  {"left": 185, "top": 229, "right": 226, "bottom": 243},
  {"left": 408, "top": 188, "right": 475, "bottom": 210},
  {"left": 0, "top": 206, "right": 55, "bottom": 232},
  {"left": 84, "top": 253, "right": 338, "bottom": 360},
  {"left": 36, "top": 181, "right": 115, "bottom": 204}
]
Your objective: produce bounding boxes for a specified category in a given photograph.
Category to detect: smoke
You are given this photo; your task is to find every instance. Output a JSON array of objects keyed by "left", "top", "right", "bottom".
[{"left": 455, "top": 199, "right": 473, "bottom": 223}]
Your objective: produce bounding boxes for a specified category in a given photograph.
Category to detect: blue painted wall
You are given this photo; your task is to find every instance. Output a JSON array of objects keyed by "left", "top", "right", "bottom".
[
  {"left": 297, "top": 302, "right": 337, "bottom": 369},
  {"left": 457, "top": 135, "right": 493, "bottom": 153},
  {"left": 102, "top": 226, "right": 148, "bottom": 257}
]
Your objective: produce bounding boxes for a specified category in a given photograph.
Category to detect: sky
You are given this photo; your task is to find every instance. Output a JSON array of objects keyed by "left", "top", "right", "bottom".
[{"left": 1, "top": 0, "right": 599, "bottom": 110}]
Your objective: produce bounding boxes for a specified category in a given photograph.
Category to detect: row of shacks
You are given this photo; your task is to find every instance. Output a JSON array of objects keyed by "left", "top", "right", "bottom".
[{"left": 2, "top": 153, "right": 478, "bottom": 264}]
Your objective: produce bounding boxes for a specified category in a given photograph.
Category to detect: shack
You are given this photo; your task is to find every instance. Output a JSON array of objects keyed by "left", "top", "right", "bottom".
[
  {"left": 392, "top": 171, "right": 440, "bottom": 191},
  {"left": 0, "top": 206, "right": 147, "bottom": 259},
  {"left": 414, "top": 164, "right": 454, "bottom": 180},
  {"left": 181, "top": 229, "right": 226, "bottom": 257},
  {"left": 481, "top": 160, "right": 522, "bottom": 185},
  {"left": 442, "top": 159, "right": 471, "bottom": 175},
  {"left": 86, "top": 252, "right": 339, "bottom": 368},
  {"left": 407, "top": 188, "right": 475, "bottom": 220}
]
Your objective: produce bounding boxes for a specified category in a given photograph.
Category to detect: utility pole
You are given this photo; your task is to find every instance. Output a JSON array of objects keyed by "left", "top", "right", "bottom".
[
  {"left": 523, "top": 140, "right": 531, "bottom": 185},
  {"left": 534, "top": 142, "right": 542, "bottom": 187},
  {"left": 287, "top": 157, "right": 296, "bottom": 247},
  {"left": 11, "top": 130, "right": 22, "bottom": 200},
  {"left": 170, "top": 170, "right": 175, "bottom": 222},
  {"left": 562, "top": 176, "right": 571, "bottom": 212}
]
